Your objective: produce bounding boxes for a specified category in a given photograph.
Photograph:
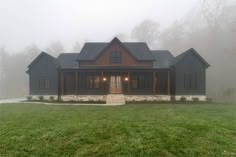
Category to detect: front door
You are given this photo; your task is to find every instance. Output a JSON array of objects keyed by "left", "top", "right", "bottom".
[{"left": 110, "top": 76, "right": 122, "bottom": 94}]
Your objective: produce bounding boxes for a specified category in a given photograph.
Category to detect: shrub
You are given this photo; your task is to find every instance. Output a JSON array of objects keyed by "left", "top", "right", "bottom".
[
  {"left": 180, "top": 96, "right": 186, "bottom": 102},
  {"left": 26, "top": 96, "right": 32, "bottom": 101},
  {"left": 192, "top": 97, "right": 199, "bottom": 102},
  {"left": 38, "top": 96, "right": 44, "bottom": 101},
  {"left": 49, "top": 96, "right": 55, "bottom": 101}
]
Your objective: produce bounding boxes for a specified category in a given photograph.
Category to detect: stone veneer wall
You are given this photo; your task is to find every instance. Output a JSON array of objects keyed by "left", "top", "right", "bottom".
[
  {"left": 174, "top": 95, "right": 206, "bottom": 101},
  {"left": 125, "top": 95, "right": 171, "bottom": 102},
  {"left": 29, "top": 95, "right": 207, "bottom": 102},
  {"left": 61, "top": 95, "right": 106, "bottom": 102},
  {"left": 30, "top": 95, "right": 58, "bottom": 101}
]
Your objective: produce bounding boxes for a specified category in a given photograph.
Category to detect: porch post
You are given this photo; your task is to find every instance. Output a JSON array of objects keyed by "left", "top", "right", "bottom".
[
  {"left": 58, "top": 69, "right": 61, "bottom": 101},
  {"left": 167, "top": 71, "right": 170, "bottom": 95},
  {"left": 61, "top": 71, "right": 64, "bottom": 95},
  {"left": 101, "top": 71, "right": 104, "bottom": 94},
  {"left": 75, "top": 71, "right": 78, "bottom": 95},
  {"left": 127, "top": 72, "right": 130, "bottom": 94},
  {"left": 153, "top": 71, "right": 156, "bottom": 95}
]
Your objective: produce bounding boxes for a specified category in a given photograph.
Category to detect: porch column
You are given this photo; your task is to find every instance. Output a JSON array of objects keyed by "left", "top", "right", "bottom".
[
  {"left": 57, "top": 69, "right": 61, "bottom": 101},
  {"left": 127, "top": 72, "right": 130, "bottom": 94},
  {"left": 167, "top": 71, "right": 170, "bottom": 95},
  {"left": 153, "top": 72, "right": 156, "bottom": 95},
  {"left": 61, "top": 71, "right": 64, "bottom": 95},
  {"left": 75, "top": 71, "right": 78, "bottom": 95},
  {"left": 101, "top": 71, "right": 104, "bottom": 94}
]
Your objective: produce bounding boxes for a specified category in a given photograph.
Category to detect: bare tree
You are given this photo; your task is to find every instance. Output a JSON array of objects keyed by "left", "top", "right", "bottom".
[
  {"left": 116, "top": 33, "right": 130, "bottom": 41},
  {"left": 159, "top": 3, "right": 236, "bottom": 102},
  {"left": 0, "top": 47, "right": 9, "bottom": 99},
  {"left": 46, "top": 40, "right": 64, "bottom": 57},
  {"left": 200, "top": 0, "right": 226, "bottom": 27},
  {"left": 72, "top": 41, "right": 81, "bottom": 52},
  {"left": 131, "top": 19, "right": 160, "bottom": 48},
  {"left": 0, "top": 44, "right": 41, "bottom": 99}
]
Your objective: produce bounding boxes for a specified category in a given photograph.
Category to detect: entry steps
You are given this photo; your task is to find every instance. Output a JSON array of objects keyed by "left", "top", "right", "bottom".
[{"left": 106, "top": 94, "right": 126, "bottom": 105}]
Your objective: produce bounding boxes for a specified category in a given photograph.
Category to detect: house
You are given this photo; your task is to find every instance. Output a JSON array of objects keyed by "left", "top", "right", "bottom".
[{"left": 26, "top": 37, "right": 210, "bottom": 103}]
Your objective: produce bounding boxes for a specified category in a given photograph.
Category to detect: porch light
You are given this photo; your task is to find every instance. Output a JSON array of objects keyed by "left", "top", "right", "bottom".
[
  {"left": 103, "top": 77, "right": 107, "bottom": 81},
  {"left": 124, "top": 77, "right": 129, "bottom": 81}
]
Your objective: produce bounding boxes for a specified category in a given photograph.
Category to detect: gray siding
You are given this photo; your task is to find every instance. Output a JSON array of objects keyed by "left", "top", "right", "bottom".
[
  {"left": 175, "top": 52, "right": 206, "bottom": 95},
  {"left": 29, "top": 55, "right": 58, "bottom": 95}
]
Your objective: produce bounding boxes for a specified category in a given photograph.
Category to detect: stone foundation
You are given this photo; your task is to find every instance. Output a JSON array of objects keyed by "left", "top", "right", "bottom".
[
  {"left": 61, "top": 95, "right": 106, "bottom": 102},
  {"left": 27, "top": 95, "right": 207, "bottom": 103},
  {"left": 28, "top": 95, "right": 58, "bottom": 101},
  {"left": 125, "top": 95, "right": 171, "bottom": 102},
  {"left": 174, "top": 95, "right": 206, "bottom": 101}
]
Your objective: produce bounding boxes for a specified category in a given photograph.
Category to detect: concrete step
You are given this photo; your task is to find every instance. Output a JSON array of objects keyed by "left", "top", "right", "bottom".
[{"left": 106, "top": 94, "right": 125, "bottom": 105}]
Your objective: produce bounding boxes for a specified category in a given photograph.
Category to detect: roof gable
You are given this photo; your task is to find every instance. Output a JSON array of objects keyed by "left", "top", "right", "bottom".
[
  {"left": 77, "top": 37, "right": 154, "bottom": 61},
  {"left": 171, "top": 48, "right": 210, "bottom": 68},
  {"left": 27, "top": 51, "right": 59, "bottom": 69}
]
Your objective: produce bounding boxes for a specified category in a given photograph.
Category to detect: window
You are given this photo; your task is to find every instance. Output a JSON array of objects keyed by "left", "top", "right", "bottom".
[
  {"left": 39, "top": 77, "right": 49, "bottom": 89},
  {"left": 87, "top": 76, "right": 93, "bottom": 88},
  {"left": 131, "top": 75, "right": 145, "bottom": 89},
  {"left": 110, "top": 51, "right": 121, "bottom": 64},
  {"left": 87, "top": 75, "right": 100, "bottom": 89},
  {"left": 94, "top": 76, "right": 100, "bottom": 88},
  {"left": 139, "top": 76, "right": 145, "bottom": 88},
  {"left": 131, "top": 76, "right": 138, "bottom": 88}
]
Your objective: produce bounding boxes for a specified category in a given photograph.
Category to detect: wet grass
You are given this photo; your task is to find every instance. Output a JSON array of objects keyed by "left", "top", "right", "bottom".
[{"left": 0, "top": 103, "right": 235, "bottom": 157}]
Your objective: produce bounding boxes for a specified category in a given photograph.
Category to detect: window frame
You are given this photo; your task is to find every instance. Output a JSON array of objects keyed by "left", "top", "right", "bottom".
[
  {"left": 131, "top": 75, "right": 146, "bottom": 89},
  {"left": 110, "top": 51, "right": 121, "bottom": 64},
  {"left": 86, "top": 75, "right": 100, "bottom": 89},
  {"left": 39, "top": 77, "right": 50, "bottom": 89}
]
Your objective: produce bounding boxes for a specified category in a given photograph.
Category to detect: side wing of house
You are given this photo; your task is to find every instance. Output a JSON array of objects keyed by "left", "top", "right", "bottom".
[
  {"left": 27, "top": 52, "right": 59, "bottom": 95},
  {"left": 173, "top": 49, "right": 210, "bottom": 96}
]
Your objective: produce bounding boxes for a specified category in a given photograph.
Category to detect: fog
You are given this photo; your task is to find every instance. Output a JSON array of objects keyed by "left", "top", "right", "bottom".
[{"left": 0, "top": 0, "right": 235, "bottom": 102}]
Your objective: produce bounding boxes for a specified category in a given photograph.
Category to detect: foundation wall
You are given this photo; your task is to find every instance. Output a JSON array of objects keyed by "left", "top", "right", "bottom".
[{"left": 28, "top": 95, "right": 207, "bottom": 102}]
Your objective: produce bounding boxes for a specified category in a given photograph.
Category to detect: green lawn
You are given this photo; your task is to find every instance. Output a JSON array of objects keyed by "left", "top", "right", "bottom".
[{"left": 0, "top": 103, "right": 235, "bottom": 157}]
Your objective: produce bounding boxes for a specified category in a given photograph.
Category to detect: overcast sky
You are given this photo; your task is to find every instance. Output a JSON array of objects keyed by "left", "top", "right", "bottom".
[{"left": 1, "top": 0, "right": 201, "bottom": 53}]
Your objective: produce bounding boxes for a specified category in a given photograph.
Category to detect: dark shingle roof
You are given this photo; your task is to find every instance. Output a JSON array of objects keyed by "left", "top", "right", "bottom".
[
  {"left": 78, "top": 43, "right": 107, "bottom": 61},
  {"left": 123, "top": 42, "right": 154, "bottom": 60},
  {"left": 57, "top": 53, "right": 79, "bottom": 68},
  {"left": 171, "top": 48, "right": 210, "bottom": 67},
  {"left": 77, "top": 38, "right": 154, "bottom": 61},
  {"left": 151, "top": 50, "right": 174, "bottom": 68}
]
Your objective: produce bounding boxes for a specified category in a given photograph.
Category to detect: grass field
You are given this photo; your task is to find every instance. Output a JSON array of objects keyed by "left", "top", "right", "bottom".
[{"left": 0, "top": 103, "right": 235, "bottom": 157}]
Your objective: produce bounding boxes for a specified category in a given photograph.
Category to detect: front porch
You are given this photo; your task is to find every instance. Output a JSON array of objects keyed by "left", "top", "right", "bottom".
[{"left": 58, "top": 68, "right": 173, "bottom": 97}]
